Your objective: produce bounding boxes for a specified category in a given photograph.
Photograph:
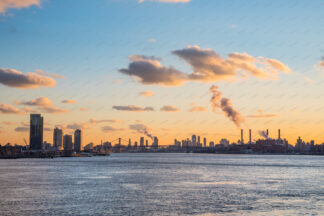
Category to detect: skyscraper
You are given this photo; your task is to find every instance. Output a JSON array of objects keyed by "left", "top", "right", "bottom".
[
  {"left": 30, "top": 114, "right": 43, "bottom": 150},
  {"left": 53, "top": 128, "right": 63, "bottom": 150},
  {"left": 203, "top": 137, "right": 206, "bottom": 148},
  {"left": 192, "top": 135, "right": 196, "bottom": 147},
  {"left": 198, "top": 136, "right": 201, "bottom": 146},
  {"left": 128, "top": 138, "right": 132, "bottom": 148},
  {"left": 140, "top": 137, "right": 144, "bottom": 147},
  {"left": 63, "top": 135, "right": 73, "bottom": 151},
  {"left": 74, "top": 129, "right": 82, "bottom": 152},
  {"left": 153, "top": 136, "right": 158, "bottom": 148}
]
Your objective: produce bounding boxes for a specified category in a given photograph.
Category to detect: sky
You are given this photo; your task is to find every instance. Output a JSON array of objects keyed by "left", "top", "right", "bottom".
[{"left": 1, "top": 0, "right": 324, "bottom": 146}]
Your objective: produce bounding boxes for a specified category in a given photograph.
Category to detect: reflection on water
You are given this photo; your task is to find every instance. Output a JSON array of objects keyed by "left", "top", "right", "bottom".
[{"left": 1, "top": 153, "right": 324, "bottom": 215}]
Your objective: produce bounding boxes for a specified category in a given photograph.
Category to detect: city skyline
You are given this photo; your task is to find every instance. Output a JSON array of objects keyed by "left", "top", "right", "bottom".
[{"left": 1, "top": 0, "right": 324, "bottom": 146}]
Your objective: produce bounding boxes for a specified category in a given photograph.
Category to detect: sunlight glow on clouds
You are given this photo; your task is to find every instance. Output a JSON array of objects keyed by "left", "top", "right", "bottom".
[
  {"left": 160, "top": 105, "right": 180, "bottom": 112},
  {"left": 15, "top": 97, "right": 69, "bottom": 114},
  {"left": 112, "top": 105, "right": 154, "bottom": 112},
  {"left": 0, "top": 68, "right": 56, "bottom": 89},
  {"left": 0, "top": 103, "right": 23, "bottom": 114},
  {"left": 140, "top": 91, "right": 155, "bottom": 97},
  {"left": 119, "top": 46, "right": 291, "bottom": 86},
  {"left": 0, "top": 0, "right": 40, "bottom": 14}
]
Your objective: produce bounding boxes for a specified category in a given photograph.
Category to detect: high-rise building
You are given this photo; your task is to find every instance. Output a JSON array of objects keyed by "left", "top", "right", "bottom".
[
  {"left": 140, "top": 137, "right": 144, "bottom": 147},
  {"left": 152, "top": 136, "right": 158, "bottom": 148},
  {"left": 74, "top": 129, "right": 82, "bottom": 152},
  {"left": 63, "top": 135, "right": 73, "bottom": 151},
  {"left": 30, "top": 114, "right": 43, "bottom": 150},
  {"left": 192, "top": 135, "right": 196, "bottom": 147},
  {"left": 145, "top": 140, "right": 148, "bottom": 147},
  {"left": 203, "top": 137, "right": 206, "bottom": 148},
  {"left": 134, "top": 141, "right": 138, "bottom": 148},
  {"left": 53, "top": 128, "right": 63, "bottom": 150},
  {"left": 128, "top": 139, "right": 132, "bottom": 148},
  {"left": 209, "top": 141, "right": 214, "bottom": 148},
  {"left": 198, "top": 136, "right": 201, "bottom": 146}
]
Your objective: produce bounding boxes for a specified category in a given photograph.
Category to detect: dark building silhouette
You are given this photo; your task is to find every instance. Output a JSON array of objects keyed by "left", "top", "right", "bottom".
[
  {"left": 53, "top": 128, "right": 63, "bottom": 150},
  {"left": 140, "top": 137, "right": 144, "bottom": 147},
  {"left": 74, "top": 129, "right": 82, "bottom": 152},
  {"left": 63, "top": 135, "right": 73, "bottom": 151},
  {"left": 29, "top": 114, "right": 43, "bottom": 150}
]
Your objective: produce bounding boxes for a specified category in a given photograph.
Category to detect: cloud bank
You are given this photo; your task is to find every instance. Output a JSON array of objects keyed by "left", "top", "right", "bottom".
[
  {"left": 160, "top": 105, "right": 180, "bottom": 112},
  {"left": 0, "top": 0, "right": 40, "bottom": 14},
  {"left": 119, "top": 46, "right": 291, "bottom": 86},
  {"left": 0, "top": 103, "right": 22, "bottom": 114},
  {"left": 15, "top": 97, "right": 69, "bottom": 114},
  {"left": 112, "top": 105, "right": 154, "bottom": 112},
  {"left": 0, "top": 68, "right": 56, "bottom": 89},
  {"left": 119, "top": 55, "right": 187, "bottom": 86},
  {"left": 140, "top": 91, "right": 155, "bottom": 97},
  {"left": 62, "top": 99, "right": 77, "bottom": 104}
]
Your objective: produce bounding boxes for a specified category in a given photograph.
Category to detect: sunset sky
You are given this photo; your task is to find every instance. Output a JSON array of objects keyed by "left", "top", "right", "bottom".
[{"left": 1, "top": 0, "right": 324, "bottom": 146}]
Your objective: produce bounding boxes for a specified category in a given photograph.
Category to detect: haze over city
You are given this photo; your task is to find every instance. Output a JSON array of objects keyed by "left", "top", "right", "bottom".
[{"left": 1, "top": 0, "right": 324, "bottom": 147}]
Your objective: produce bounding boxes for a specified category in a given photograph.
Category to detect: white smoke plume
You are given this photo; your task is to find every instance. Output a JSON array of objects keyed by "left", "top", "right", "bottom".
[
  {"left": 258, "top": 130, "right": 269, "bottom": 139},
  {"left": 210, "top": 85, "right": 244, "bottom": 128},
  {"left": 129, "top": 123, "right": 153, "bottom": 140}
]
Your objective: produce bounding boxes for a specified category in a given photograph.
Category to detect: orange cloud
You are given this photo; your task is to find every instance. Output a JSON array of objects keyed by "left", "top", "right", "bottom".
[
  {"left": 160, "top": 105, "right": 180, "bottom": 112},
  {"left": 15, "top": 97, "right": 69, "bottom": 114},
  {"left": 0, "top": 0, "right": 40, "bottom": 14},
  {"left": 62, "top": 99, "right": 77, "bottom": 104},
  {"left": 0, "top": 68, "right": 56, "bottom": 89},
  {"left": 173, "top": 46, "right": 291, "bottom": 81},
  {"left": 189, "top": 106, "right": 208, "bottom": 112},
  {"left": 120, "top": 46, "right": 291, "bottom": 86},
  {"left": 0, "top": 103, "right": 23, "bottom": 114},
  {"left": 140, "top": 91, "right": 154, "bottom": 97}
]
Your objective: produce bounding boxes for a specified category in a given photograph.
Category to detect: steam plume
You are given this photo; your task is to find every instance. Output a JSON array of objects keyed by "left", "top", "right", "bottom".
[
  {"left": 129, "top": 123, "right": 153, "bottom": 140},
  {"left": 210, "top": 85, "right": 244, "bottom": 127},
  {"left": 258, "top": 130, "right": 269, "bottom": 139}
]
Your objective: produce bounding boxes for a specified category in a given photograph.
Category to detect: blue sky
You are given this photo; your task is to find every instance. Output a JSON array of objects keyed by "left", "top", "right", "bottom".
[{"left": 1, "top": 0, "right": 324, "bottom": 145}]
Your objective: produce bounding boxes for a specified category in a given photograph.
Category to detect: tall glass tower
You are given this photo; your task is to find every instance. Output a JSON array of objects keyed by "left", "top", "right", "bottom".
[
  {"left": 74, "top": 129, "right": 82, "bottom": 152},
  {"left": 30, "top": 114, "right": 43, "bottom": 150}
]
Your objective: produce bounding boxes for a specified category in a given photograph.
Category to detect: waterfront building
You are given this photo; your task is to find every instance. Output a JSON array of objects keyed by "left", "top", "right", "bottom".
[
  {"left": 74, "top": 129, "right": 82, "bottom": 152},
  {"left": 53, "top": 128, "right": 63, "bottom": 150},
  {"left": 63, "top": 135, "right": 73, "bottom": 151},
  {"left": 140, "top": 137, "right": 144, "bottom": 147},
  {"left": 30, "top": 114, "right": 43, "bottom": 150}
]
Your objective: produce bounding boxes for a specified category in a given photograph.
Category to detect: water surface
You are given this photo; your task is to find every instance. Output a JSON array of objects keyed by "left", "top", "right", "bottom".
[{"left": 1, "top": 153, "right": 324, "bottom": 215}]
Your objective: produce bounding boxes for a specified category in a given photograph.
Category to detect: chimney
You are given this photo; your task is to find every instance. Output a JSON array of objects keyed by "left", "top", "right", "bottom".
[
  {"left": 278, "top": 129, "right": 281, "bottom": 140},
  {"left": 249, "top": 129, "right": 251, "bottom": 144},
  {"left": 241, "top": 129, "right": 244, "bottom": 144}
]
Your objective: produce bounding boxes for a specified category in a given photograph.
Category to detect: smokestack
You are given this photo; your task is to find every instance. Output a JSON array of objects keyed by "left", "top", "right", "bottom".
[
  {"left": 249, "top": 129, "right": 251, "bottom": 144},
  {"left": 241, "top": 129, "right": 244, "bottom": 144},
  {"left": 266, "top": 129, "right": 269, "bottom": 137},
  {"left": 278, "top": 129, "right": 281, "bottom": 140}
]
